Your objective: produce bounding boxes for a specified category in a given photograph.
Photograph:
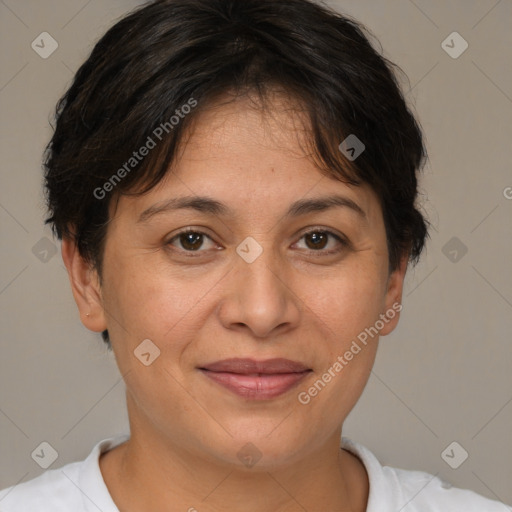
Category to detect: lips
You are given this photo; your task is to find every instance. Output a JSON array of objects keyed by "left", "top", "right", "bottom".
[
  {"left": 199, "top": 357, "right": 311, "bottom": 374},
  {"left": 198, "top": 358, "right": 312, "bottom": 400}
]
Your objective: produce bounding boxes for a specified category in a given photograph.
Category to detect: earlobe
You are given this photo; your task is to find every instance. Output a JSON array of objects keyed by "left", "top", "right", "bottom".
[
  {"left": 61, "top": 237, "right": 107, "bottom": 333},
  {"left": 379, "top": 254, "right": 408, "bottom": 337}
]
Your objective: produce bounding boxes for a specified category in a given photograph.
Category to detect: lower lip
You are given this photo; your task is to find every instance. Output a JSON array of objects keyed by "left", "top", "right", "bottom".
[{"left": 199, "top": 369, "right": 311, "bottom": 400}]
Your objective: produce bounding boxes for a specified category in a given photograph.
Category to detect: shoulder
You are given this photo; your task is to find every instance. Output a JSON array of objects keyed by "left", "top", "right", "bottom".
[
  {"left": 341, "top": 437, "right": 511, "bottom": 512},
  {"left": 0, "top": 434, "right": 128, "bottom": 512},
  {"left": 0, "top": 461, "right": 83, "bottom": 512},
  {"left": 389, "top": 465, "right": 510, "bottom": 511}
]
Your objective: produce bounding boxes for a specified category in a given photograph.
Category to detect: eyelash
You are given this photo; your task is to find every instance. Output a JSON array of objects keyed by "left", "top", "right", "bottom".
[{"left": 165, "top": 227, "right": 348, "bottom": 257}]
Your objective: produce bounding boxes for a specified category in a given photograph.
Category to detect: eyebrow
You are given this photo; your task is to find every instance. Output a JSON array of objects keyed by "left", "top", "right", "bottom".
[{"left": 137, "top": 194, "right": 367, "bottom": 223}]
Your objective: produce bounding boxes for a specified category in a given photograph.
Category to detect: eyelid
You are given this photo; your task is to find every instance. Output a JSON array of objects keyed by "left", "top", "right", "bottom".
[
  {"left": 166, "top": 226, "right": 349, "bottom": 256},
  {"left": 166, "top": 227, "right": 218, "bottom": 253},
  {"left": 296, "top": 225, "right": 347, "bottom": 241},
  {"left": 293, "top": 226, "right": 349, "bottom": 254}
]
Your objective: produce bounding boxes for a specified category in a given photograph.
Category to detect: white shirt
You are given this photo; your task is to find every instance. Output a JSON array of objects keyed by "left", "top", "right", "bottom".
[{"left": 0, "top": 434, "right": 509, "bottom": 511}]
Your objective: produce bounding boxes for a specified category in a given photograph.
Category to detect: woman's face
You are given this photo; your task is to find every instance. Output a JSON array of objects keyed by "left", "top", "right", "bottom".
[{"left": 77, "top": 94, "right": 407, "bottom": 468}]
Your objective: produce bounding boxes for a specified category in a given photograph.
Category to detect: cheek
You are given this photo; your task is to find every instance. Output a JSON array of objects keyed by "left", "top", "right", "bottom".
[
  {"left": 306, "top": 260, "right": 386, "bottom": 345},
  {"left": 101, "top": 251, "right": 225, "bottom": 350},
  {"left": 296, "top": 277, "right": 381, "bottom": 426},
  {"left": 297, "top": 260, "right": 384, "bottom": 399}
]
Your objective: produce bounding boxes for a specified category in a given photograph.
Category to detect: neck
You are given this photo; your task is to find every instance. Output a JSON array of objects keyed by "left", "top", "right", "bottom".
[{"left": 100, "top": 400, "right": 368, "bottom": 512}]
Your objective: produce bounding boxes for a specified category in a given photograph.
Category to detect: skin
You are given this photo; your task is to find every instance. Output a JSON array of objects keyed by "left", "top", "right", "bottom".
[{"left": 62, "top": 91, "right": 408, "bottom": 512}]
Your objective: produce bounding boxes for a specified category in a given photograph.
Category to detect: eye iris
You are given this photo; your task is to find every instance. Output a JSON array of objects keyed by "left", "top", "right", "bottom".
[
  {"left": 176, "top": 231, "right": 333, "bottom": 252},
  {"left": 181, "top": 232, "right": 203, "bottom": 251},
  {"left": 305, "top": 231, "right": 328, "bottom": 250}
]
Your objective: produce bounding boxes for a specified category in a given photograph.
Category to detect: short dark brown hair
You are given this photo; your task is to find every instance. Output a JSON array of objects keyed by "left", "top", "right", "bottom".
[{"left": 43, "top": 0, "right": 430, "bottom": 346}]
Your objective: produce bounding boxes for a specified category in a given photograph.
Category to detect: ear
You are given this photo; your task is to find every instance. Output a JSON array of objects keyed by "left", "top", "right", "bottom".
[
  {"left": 61, "top": 237, "right": 107, "bottom": 333},
  {"left": 378, "top": 253, "right": 408, "bottom": 337}
]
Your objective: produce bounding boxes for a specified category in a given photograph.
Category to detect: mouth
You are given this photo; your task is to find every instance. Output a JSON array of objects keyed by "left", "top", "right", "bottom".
[{"left": 198, "top": 358, "right": 312, "bottom": 400}]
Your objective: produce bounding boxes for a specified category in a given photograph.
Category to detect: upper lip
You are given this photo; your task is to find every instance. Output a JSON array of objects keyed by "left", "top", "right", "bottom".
[{"left": 199, "top": 358, "right": 311, "bottom": 374}]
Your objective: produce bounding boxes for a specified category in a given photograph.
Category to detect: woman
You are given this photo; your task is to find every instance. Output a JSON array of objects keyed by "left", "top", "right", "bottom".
[{"left": 0, "top": 0, "right": 508, "bottom": 510}]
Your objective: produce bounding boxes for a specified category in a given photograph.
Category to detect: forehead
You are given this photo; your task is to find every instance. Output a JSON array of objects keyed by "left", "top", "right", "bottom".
[
  {"left": 111, "top": 92, "right": 382, "bottom": 226},
  {"left": 181, "top": 91, "right": 312, "bottom": 157}
]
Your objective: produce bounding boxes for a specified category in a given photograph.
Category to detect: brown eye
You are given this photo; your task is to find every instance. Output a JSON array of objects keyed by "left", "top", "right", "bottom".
[
  {"left": 295, "top": 229, "right": 347, "bottom": 255},
  {"left": 304, "top": 231, "right": 329, "bottom": 250},
  {"left": 179, "top": 232, "right": 204, "bottom": 251},
  {"left": 167, "top": 229, "right": 216, "bottom": 253}
]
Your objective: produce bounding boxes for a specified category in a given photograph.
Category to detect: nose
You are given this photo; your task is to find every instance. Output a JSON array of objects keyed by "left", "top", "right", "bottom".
[{"left": 216, "top": 241, "right": 302, "bottom": 339}]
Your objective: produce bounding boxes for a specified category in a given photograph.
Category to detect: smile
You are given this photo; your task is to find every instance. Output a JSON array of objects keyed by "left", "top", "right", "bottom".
[{"left": 199, "top": 369, "right": 312, "bottom": 400}]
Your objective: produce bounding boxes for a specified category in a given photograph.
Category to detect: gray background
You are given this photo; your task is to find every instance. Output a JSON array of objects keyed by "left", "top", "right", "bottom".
[{"left": 1, "top": 0, "right": 511, "bottom": 505}]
